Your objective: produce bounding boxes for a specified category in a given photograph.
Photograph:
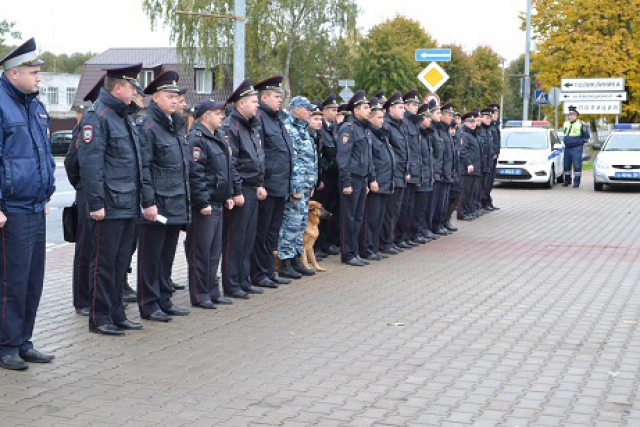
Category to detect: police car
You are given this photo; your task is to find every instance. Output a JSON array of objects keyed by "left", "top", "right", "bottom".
[
  {"left": 593, "top": 124, "right": 640, "bottom": 191},
  {"left": 495, "top": 121, "right": 565, "bottom": 188}
]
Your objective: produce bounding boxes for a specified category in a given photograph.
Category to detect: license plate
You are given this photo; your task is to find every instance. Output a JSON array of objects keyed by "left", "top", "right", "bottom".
[
  {"left": 499, "top": 168, "right": 523, "bottom": 175},
  {"left": 614, "top": 172, "right": 640, "bottom": 179}
]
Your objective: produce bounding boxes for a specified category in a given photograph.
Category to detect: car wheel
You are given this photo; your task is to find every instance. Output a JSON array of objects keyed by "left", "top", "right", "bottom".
[
  {"left": 545, "top": 166, "right": 555, "bottom": 189},
  {"left": 594, "top": 182, "right": 604, "bottom": 192}
]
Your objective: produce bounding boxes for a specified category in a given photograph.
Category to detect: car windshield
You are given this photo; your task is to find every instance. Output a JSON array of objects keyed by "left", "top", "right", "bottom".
[
  {"left": 604, "top": 135, "right": 640, "bottom": 151},
  {"left": 501, "top": 132, "right": 549, "bottom": 150}
]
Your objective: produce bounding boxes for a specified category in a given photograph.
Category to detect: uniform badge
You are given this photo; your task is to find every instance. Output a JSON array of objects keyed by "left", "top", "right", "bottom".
[
  {"left": 342, "top": 133, "right": 350, "bottom": 145},
  {"left": 82, "top": 125, "right": 94, "bottom": 143},
  {"left": 192, "top": 147, "right": 202, "bottom": 162},
  {"left": 39, "top": 113, "right": 48, "bottom": 119}
]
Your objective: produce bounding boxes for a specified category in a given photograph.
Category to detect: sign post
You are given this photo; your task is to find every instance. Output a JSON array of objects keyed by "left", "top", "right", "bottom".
[{"left": 547, "top": 87, "right": 562, "bottom": 131}]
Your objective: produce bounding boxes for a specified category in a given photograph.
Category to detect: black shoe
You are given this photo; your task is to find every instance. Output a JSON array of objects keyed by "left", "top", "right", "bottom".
[
  {"left": 170, "top": 279, "right": 186, "bottom": 291},
  {"left": 212, "top": 297, "right": 233, "bottom": 305},
  {"left": 75, "top": 307, "right": 90, "bottom": 316},
  {"left": 114, "top": 319, "right": 144, "bottom": 330},
  {"left": 396, "top": 241, "right": 412, "bottom": 249},
  {"left": 325, "top": 245, "right": 341, "bottom": 256},
  {"left": 412, "top": 236, "right": 427, "bottom": 244},
  {"left": 461, "top": 215, "right": 474, "bottom": 221},
  {"left": 243, "top": 285, "right": 264, "bottom": 295},
  {"left": 292, "top": 257, "right": 316, "bottom": 276},
  {"left": 19, "top": 349, "right": 55, "bottom": 363},
  {"left": 562, "top": 181, "right": 571, "bottom": 187},
  {"left": 392, "top": 244, "right": 405, "bottom": 252},
  {"left": 435, "top": 228, "right": 450, "bottom": 236},
  {"left": 270, "top": 274, "right": 292, "bottom": 285},
  {"left": 225, "top": 290, "right": 250, "bottom": 299},
  {"left": 444, "top": 221, "right": 458, "bottom": 232},
  {"left": 365, "top": 253, "right": 382, "bottom": 261},
  {"left": 255, "top": 278, "right": 278, "bottom": 289},
  {"left": 314, "top": 250, "right": 328, "bottom": 260},
  {"left": 378, "top": 252, "right": 390, "bottom": 259},
  {"left": 279, "top": 259, "right": 303, "bottom": 279},
  {"left": 345, "top": 257, "right": 367, "bottom": 267},
  {"left": 123, "top": 283, "right": 137, "bottom": 303},
  {"left": 573, "top": 183, "right": 580, "bottom": 188},
  {"left": 162, "top": 305, "right": 191, "bottom": 316},
  {"left": 0, "top": 354, "right": 28, "bottom": 370},
  {"left": 356, "top": 256, "right": 370, "bottom": 265},
  {"left": 489, "top": 205, "right": 500, "bottom": 210},
  {"left": 424, "top": 231, "right": 439, "bottom": 240},
  {"left": 382, "top": 247, "right": 399, "bottom": 255},
  {"left": 90, "top": 324, "right": 126, "bottom": 335},
  {"left": 194, "top": 300, "right": 216, "bottom": 309},
  {"left": 142, "top": 310, "right": 172, "bottom": 322}
]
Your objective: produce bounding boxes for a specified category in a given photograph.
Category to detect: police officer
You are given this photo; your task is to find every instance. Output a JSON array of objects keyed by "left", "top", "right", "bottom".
[
  {"left": 412, "top": 103, "right": 435, "bottom": 242},
  {"left": 479, "top": 107, "right": 495, "bottom": 211},
  {"left": 486, "top": 103, "right": 501, "bottom": 210},
  {"left": 562, "top": 107, "right": 590, "bottom": 187},
  {"left": 65, "top": 74, "right": 105, "bottom": 317},
  {"left": 431, "top": 102, "right": 455, "bottom": 235},
  {"left": 444, "top": 119, "right": 461, "bottom": 232},
  {"left": 338, "top": 90, "right": 375, "bottom": 266},
  {"left": 0, "top": 38, "right": 56, "bottom": 370},
  {"left": 458, "top": 112, "right": 482, "bottom": 220},
  {"left": 361, "top": 98, "right": 395, "bottom": 260},
  {"left": 380, "top": 92, "right": 409, "bottom": 255},
  {"left": 373, "top": 90, "right": 387, "bottom": 105},
  {"left": 250, "top": 75, "right": 295, "bottom": 287},
  {"left": 278, "top": 97, "right": 318, "bottom": 277},
  {"left": 222, "top": 79, "right": 266, "bottom": 299},
  {"left": 136, "top": 71, "right": 191, "bottom": 322},
  {"left": 337, "top": 103, "right": 351, "bottom": 125},
  {"left": 186, "top": 100, "right": 235, "bottom": 309},
  {"left": 312, "top": 93, "right": 341, "bottom": 257},
  {"left": 77, "top": 63, "right": 144, "bottom": 336}
]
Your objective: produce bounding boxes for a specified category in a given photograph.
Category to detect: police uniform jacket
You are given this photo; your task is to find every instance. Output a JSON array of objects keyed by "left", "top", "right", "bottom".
[
  {"left": 64, "top": 125, "right": 82, "bottom": 190},
  {"left": 418, "top": 126, "right": 435, "bottom": 192},
  {"left": 383, "top": 115, "right": 409, "bottom": 188},
  {"left": 562, "top": 119, "right": 590, "bottom": 148},
  {"left": 187, "top": 122, "right": 234, "bottom": 208},
  {"left": 284, "top": 114, "right": 317, "bottom": 193},
  {"left": 317, "top": 121, "right": 339, "bottom": 182},
  {"left": 223, "top": 109, "right": 265, "bottom": 196},
  {"left": 437, "top": 122, "right": 455, "bottom": 185},
  {"left": 0, "top": 75, "right": 55, "bottom": 213},
  {"left": 403, "top": 112, "right": 423, "bottom": 184},
  {"left": 337, "top": 116, "right": 374, "bottom": 188},
  {"left": 255, "top": 101, "right": 293, "bottom": 197},
  {"left": 78, "top": 89, "right": 143, "bottom": 219},
  {"left": 430, "top": 123, "right": 445, "bottom": 183},
  {"left": 137, "top": 101, "right": 190, "bottom": 225},
  {"left": 490, "top": 121, "right": 501, "bottom": 157},
  {"left": 369, "top": 123, "right": 395, "bottom": 195},
  {"left": 451, "top": 136, "right": 462, "bottom": 192},
  {"left": 459, "top": 126, "right": 482, "bottom": 177},
  {"left": 479, "top": 124, "right": 494, "bottom": 173}
]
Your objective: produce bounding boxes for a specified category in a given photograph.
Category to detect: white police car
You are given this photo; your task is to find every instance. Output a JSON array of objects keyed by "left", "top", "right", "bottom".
[
  {"left": 593, "top": 124, "right": 640, "bottom": 191},
  {"left": 495, "top": 121, "right": 565, "bottom": 188}
]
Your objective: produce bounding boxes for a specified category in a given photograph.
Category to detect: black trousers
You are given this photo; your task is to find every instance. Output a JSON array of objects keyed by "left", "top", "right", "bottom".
[
  {"left": 380, "top": 187, "right": 405, "bottom": 250},
  {"left": 340, "top": 177, "right": 367, "bottom": 262},
  {"left": 396, "top": 184, "right": 417, "bottom": 243},
  {"left": 481, "top": 171, "right": 492, "bottom": 208},
  {"left": 433, "top": 183, "right": 451, "bottom": 230},
  {"left": 222, "top": 186, "right": 259, "bottom": 294},
  {"left": 0, "top": 211, "right": 46, "bottom": 357},
  {"left": 360, "top": 192, "right": 388, "bottom": 257},
  {"left": 313, "top": 174, "right": 340, "bottom": 250},
  {"left": 412, "top": 189, "right": 431, "bottom": 239},
  {"left": 486, "top": 159, "right": 497, "bottom": 206},
  {"left": 459, "top": 175, "right": 479, "bottom": 217},
  {"left": 251, "top": 195, "right": 285, "bottom": 283},
  {"left": 472, "top": 175, "right": 483, "bottom": 212},
  {"left": 186, "top": 205, "right": 223, "bottom": 305},
  {"left": 428, "top": 182, "right": 443, "bottom": 231},
  {"left": 137, "top": 224, "right": 181, "bottom": 316},
  {"left": 89, "top": 218, "right": 136, "bottom": 328},
  {"left": 446, "top": 190, "right": 461, "bottom": 221},
  {"left": 72, "top": 189, "right": 93, "bottom": 310}
]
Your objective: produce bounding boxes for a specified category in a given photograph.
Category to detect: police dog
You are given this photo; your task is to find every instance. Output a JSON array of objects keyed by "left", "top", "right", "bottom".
[{"left": 301, "top": 201, "right": 332, "bottom": 272}]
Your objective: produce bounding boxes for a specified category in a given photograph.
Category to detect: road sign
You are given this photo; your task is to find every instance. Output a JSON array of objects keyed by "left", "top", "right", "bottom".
[
  {"left": 561, "top": 92, "right": 627, "bottom": 102},
  {"left": 548, "top": 87, "right": 562, "bottom": 106},
  {"left": 338, "top": 79, "right": 355, "bottom": 87},
  {"left": 561, "top": 77, "right": 625, "bottom": 92},
  {"left": 417, "top": 62, "right": 449, "bottom": 93},
  {"left": 563, "top": 101, "right": 622, "bottom": 115},
  {"left": 423, "top": 93, "right": 440, "bottom": 106},
  {"left": 533, "top": 89, "right": 548, "bottom": 105},
  {"left": 415, "top": 49, "right": 452, "bottom": 62},
  {"left": 339, "top": 87, "right": 354, "bottom": 103}
]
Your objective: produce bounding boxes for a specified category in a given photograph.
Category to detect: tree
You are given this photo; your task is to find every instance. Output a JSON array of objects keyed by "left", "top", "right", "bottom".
[
  {"left": 465, "top": 46, "right": 505, "bottom": 111},
  {"left": 531, "top": 0, "right": 640, "bottom": 120},
  {"left": 437, "top": 44, "right": 472, "bottom": 110},
  {"left": 39, "top": 52, "right": 96, "bottom": 74},
  {"left": 353, "top": 16, "right": 437, "bottom": 96},
  {"left": 142, "top": 0, "right": 359, "bottom": 100},
  {"left": 0, "top": 19, "right": 21, "bottom": 59}
]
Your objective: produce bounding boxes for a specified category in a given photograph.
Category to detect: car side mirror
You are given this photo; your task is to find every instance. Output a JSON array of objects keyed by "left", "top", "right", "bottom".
[
  {"left": 592, "top": 143, "right": 601, "bottom": 151},
  {"left": 553, "top": 143, "right": 562, "bottom": 150}
]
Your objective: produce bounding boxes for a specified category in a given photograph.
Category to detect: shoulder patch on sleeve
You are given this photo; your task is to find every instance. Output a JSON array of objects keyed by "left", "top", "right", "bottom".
[
  {"left": 342, "top": 132, "right": 350, "bottom": 145},
  {"left": 192, "top": 147, "right": 202, "bottom": 162},
  {"left": 82, "top": 125, "right": 94, "bottom": 143}
]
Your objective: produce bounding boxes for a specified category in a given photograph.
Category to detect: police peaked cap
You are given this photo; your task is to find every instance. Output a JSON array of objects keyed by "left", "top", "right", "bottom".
[
  {"left": 428, "top": 99, "right": 441, "bottom": 113},
  {"left": 347, "top": 90, "right": 368, "bottom": 111},
  {"left": 254, "top": 75, "right": 284, "bottom": 93},
  {"left": 310, "top": 101, "right": 323, "bottom": 115},
  {"left": 487, "top": 103, "right": 500, "bottom": 111},
  {"left": 83, "top": 74, "right": 107, "bottom": 102},
  {"left": 441, "top": 102, "right": 455, "bottom": 114},
  {"left": 417, "top": 103, "right": 432, "bottom": 117},
  {"left": 461, "top": 111, "right": 478, "bottom": 121},
  {"left": 0, "top": 38, "right": 44, "bottom": 69},
  {"left": 321, "top": 93, "right": 338, "bottom": 109},
  {"left": 568, "top": 106, "right": 579, "bottom": 115},
  {"left": 178, "top": 86, "right": 188, "bottom": 95},
  {"left": 402, "top": 89, "right": 421, "bottom": 104},
  {"left": 337, "top": 103, "right": 351, "bottom": 115},
  {"left": 369, "top": 97, "right": 382, "bottom": 111},
  {"left": 101, "top": 63, "right": 143, "bottom": 84},
  {"left": 383, "top": 91, "right": 404, "bottom": 110},
  {"left": 480, "top": 107, "right": 494, "bottom": 116},
  {"left": 374, "top": 90, "right": 387, "bottom": 102},
  {"left": 226, "top": 78, "right": 258, "bottom": 104},
  {"left": 193, "top": 99, "right": 226, "bottom": 120},
  {"left": 144, "top": 70, "right": 181, "bottom": 95}
]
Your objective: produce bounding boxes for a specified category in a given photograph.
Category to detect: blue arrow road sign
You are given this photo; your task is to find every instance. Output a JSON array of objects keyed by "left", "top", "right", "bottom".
[{"left": 415, "top": 49, "right": 452, "bottom": 62}]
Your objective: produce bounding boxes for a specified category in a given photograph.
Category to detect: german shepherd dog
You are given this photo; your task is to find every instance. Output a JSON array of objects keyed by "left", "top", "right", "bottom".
[{"left": 301, "top": 201, "right": 332, "bottom": 272}]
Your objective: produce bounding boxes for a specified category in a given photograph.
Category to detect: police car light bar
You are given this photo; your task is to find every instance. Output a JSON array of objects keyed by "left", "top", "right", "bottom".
[
  {"left": 614, "top": 124, "right": 640, "bottom": 130},
  {"left": 504, "top": 121, "right": 551, "bottom": 128}
]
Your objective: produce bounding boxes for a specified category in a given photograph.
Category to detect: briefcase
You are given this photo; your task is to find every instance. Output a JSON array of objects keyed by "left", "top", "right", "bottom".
[{"left": 62, "top": 202, "right": 78, "bottom": 243}]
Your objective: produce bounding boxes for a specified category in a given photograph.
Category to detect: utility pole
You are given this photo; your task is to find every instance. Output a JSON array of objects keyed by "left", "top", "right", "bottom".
[{"left": 522, "top": 0, "right": 532, "bottom": 121}]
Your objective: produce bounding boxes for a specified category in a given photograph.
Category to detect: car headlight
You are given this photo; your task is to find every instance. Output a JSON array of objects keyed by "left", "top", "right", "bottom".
[{"left": 595, "top": 159, "right": 610, "bottom": 170}]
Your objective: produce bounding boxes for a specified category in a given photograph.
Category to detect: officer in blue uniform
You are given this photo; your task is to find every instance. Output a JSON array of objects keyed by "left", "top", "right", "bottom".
[
  {"left": 431, "top": 102, "right": 455, "bottom": 235},
  {"left": 186, "top": 100, "right": 235, "bottom": 309},
  {"left": 412, "top": 103, "right": 435, "bottom": 242},
  {"left": 479, "top": 107, "right": 495, "bottom": 211},
  {"left": 337, "top": 90, "right": 375, "bottom": 267},
  {"left": 0, "top": 38, "right": 56, "bottom": 370},
  {"left": 458, "top": 112, "right": 483, "bottom": 220},
  {"left": 486, "top": 103, "right": 501, "bottom": 210},
  {"left": 222, "top": 79, "right": 266, "bottom": 299},
  {"left": 562, "top": 107, "right": 591, "bottom": 187},
  {"left": 78, "top": 63, "right": 145, "bottom": 336},
  {"left": 64, "top": 74, "right": 105, "bottom": 317}
]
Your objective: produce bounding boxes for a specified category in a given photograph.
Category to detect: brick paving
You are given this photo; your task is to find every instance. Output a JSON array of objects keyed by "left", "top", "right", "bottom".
[{"left": 2, "top": 171, "right": 640, "bottom": 426}]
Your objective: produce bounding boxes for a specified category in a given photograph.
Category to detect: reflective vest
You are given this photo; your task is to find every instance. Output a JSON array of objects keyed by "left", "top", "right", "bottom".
[{"left": 562, "top": 119, "right": 587, "bottom": 148}]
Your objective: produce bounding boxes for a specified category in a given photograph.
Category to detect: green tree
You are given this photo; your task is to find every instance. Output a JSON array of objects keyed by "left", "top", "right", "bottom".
[
  {"left": 39, "top": 52, "right": 96, "bottom": 74},
  {"left": 0, "top": 19, "right": 21, "bottom": 59},
  {"left": 437, "top": 44, "right": 472, "bottom": 110},
  {"left": 466, "top": 45, "right": 505, "bottom": 111}
]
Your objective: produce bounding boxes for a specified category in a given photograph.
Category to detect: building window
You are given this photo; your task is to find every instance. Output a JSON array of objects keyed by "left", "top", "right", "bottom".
[
  {"left": 66, "top": 87, "right": 76, "bottom": 105},
  {"left": 139, "top": 69, "right": 154, "bottom": 88},
  {"left": 44, "top": 87, "right": 59, "bottom": 105},
  {"left": 195, "top": 69, "right": 214, "bottom": 94}
]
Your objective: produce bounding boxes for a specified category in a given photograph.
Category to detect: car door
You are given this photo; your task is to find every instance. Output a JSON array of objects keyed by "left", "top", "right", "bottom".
[{"left": 550, "top": 131, "right": 563, "bottom": 176}]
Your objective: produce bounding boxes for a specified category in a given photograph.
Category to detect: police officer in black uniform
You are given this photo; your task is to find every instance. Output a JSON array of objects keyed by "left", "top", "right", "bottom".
[
  {"left": 486, "top": 103, "right": 501, "bottom": 210},
  {"left": 78, "top": 63, "right": 145, "bottom": 336},
  {"left": 431, "top": 102, "right": 455, "bottom": 235},
  {"left": 479, "top": 107, "right": 495, "bottom": 212},
  {"left": 412, "top": 103, "right": 435, "bottom": 242},
  {"left": 337, "top": 90, "right": 375, "bottom": 267},
  {"left": 222, "top": 79, "right": 266, "bottom": 299},
  {"left": 458, "top": 111, "right": 482, "bottom": 220},
  {"left": 186, "top": 100, "right": 235, "bottom": 309},
  {"left": 250, "top": 75, "right": 294, "bottom": 287}
]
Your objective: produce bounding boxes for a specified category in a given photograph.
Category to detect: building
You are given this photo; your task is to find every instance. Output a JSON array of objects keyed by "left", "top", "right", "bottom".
[
  {"left": 39, "top": 72, "right": 81, "bottom": 113},
  {"left": 74, "top": 48, "right": 232, "bottom": 109}
]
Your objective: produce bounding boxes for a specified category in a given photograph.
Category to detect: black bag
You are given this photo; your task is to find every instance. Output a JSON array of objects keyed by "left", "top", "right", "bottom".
[{"left": 62, "top": 202, "right": 78, "bottom": 243}]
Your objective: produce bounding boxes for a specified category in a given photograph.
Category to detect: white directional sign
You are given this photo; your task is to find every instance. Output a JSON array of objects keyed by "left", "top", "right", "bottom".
[
  {"left": 561, "top": 77, "right": 625, "bottom": 92},
  {"left": 417, "top": 62, "right": 449, "bottom": 93},
  {"left": 561, "top": 92, "right": 627, "bottom": 102},
  {"left": 563, "top": 101, "right": 621, "bottom": 115}
]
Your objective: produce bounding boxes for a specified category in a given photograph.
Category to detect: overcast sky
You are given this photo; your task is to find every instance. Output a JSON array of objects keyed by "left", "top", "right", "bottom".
[{"left": 4, "top": 0, "right": 527, "bottom": 62}]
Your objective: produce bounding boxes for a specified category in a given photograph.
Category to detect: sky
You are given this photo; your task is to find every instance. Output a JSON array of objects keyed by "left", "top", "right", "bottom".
[{"left": 3, "top": 0, "right": 527, "bottom": 63}]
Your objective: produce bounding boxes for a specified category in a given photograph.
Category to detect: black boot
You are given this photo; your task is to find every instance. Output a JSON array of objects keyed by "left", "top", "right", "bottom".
[
  {"left": 279, "top": 259, "right": 302, "bottom": 279},
  {"left": 292, "top": 256, "right": 316, "bottom": 276},
  {"left": 123, "top": 280, "right": 137, "bottom": 303}
]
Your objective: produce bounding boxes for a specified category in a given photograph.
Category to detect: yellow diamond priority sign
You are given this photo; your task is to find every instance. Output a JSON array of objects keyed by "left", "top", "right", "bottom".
[{"left": 417, "top": 62, "right": 449, "bottom": 93}]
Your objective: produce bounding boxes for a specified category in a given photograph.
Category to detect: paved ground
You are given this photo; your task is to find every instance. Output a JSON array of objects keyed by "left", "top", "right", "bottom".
[{"left": 3, "top": 172, "right": 640, "bottom": 427}]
